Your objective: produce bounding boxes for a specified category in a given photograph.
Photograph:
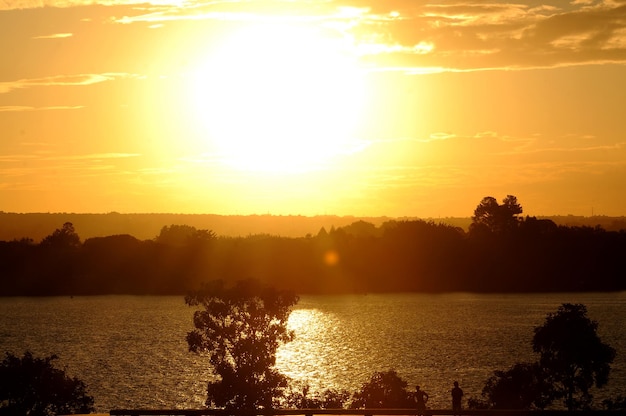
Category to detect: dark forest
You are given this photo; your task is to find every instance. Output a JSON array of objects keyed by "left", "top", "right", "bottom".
[{"left": 1, "top": 196, "right": 625, "bottom": 296}]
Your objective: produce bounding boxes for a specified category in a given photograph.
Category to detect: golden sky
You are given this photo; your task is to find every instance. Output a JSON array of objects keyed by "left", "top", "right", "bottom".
[{"left": 1, "top": 0, "right": 626, "bottom": 218}]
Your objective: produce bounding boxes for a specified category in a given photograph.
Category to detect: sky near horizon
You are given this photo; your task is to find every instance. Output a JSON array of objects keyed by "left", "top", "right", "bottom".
[{"left": 1, "top": 0, "right": 626, "bottom": 218}]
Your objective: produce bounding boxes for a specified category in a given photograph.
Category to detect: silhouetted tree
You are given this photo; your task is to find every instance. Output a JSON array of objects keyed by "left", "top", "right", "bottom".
[
  {"left": 2, "top": 213, "right": 626, "bottom": 295},
  {"left": 475, "top": 303, "right": 616, "bottom": 410},
  {"left": 533, "top": 303, "right": 616, "bottom": 410},
  {"left": 471, "top": 195, "right": 523, "bottom": 235},
  {"left": 285, "top": 382, "right": 350, "bottom": 409},
  {"left": 39, "top": 222, "right": 80, "bottom": 248},
  {"left": 603, "top": 395, "right": 626, "bottom": 410},
  {"left": 339, "top": 221, "right": 380, "bottom": 237},
  {"left": 320, "top": 388, "right": 352, "bottom": 409},
  {"left": 520, "top": 216, "right": 558, "bottom": 236},
  {"left": 0, "top": 351, "right": 95, "bottom": 416},
  {"left": 186, "top": 279, "right": 299, "bottom": 409},
  {"left": 284, "top": 383, "right": 322, "bottom": 409},
  {"left": 478, "top": 362, "right": 552, "bottom": 410},
  {"left": 156, "top": 224, "right": 216, "bottom": 246},
  {"left": 35, "top": 222, "right": 82, "bottom": 294},
  {"left": 350, "top": 369, "right": 414, "bottom": 408}
]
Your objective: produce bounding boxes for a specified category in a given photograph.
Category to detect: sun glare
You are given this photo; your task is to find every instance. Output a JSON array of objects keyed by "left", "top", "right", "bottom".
[{"left": 188, "top": 23, "right": 366, "bottom": 173}]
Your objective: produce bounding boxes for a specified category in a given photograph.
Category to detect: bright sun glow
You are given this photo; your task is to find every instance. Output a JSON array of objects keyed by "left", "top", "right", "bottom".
[{"left": 189, "top": 23, "right": 366, "bottom": 173}]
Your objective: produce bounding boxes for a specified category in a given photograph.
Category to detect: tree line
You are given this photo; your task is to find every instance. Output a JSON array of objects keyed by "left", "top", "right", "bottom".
[{"left": 1, "top": 195, "right": 625, "bottom": 296}]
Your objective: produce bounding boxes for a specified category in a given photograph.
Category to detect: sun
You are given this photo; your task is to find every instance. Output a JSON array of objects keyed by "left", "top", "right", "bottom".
[{"left": 188, "top": 23, "right": 366, "bottom": 173}]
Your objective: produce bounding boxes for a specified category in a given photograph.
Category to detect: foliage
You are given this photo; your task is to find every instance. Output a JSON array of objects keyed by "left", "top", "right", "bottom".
[
  {"left": 466, "top": 397, "right": 490, "bottom": 410},
  {"left": 478, "top": 362, "right": 552, "bottom": 410},
  {"left": 350, "top": 369, "right": 414, "bottom": 408},
  {"left": 475, "top": 303, "right": 616, "bottom": 410},
  {"left": 284, "top": 382, "right": 350, "bottom": 409},
  {"left": 602, "top": 395, "right": 626, "bottom": 410},
  {"left": 156, "top": 224, "right": 216, "bottom": 246},
  {"left": 3, "top": 208, "right": 626, "bottom": 295},
  {"left": 471, "top": 195, "right": 522, "bottom": 235},
  {"left": 0, "top": 351, "right": 95, "bottom": 416},
  {"left": 186, "top": 279, "right": 299, "bottom": 409},
  {"left": 39, "top": 222, "right": 81, "bottom": 248},
  {"left": 319, "top": 388, "right": 352, "bottom": 409},
  {"left": 532, "top": 303, "right": 616, "bottom": 410}
]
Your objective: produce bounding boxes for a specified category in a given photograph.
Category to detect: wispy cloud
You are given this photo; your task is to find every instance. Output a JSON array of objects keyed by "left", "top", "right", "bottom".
[
  {"left": 4, "top": 0, "right": 626, "bottom": 72},
  {"left": 0, "top": 105, "right": 83, "bottom": 112},
  {"left": 0, "top": 152, "right": 144, "bottom": 190},
  {"left": 426, "top": 132, "right": 456, "bottom": 141},
  {"left": 42, "top": 153, "right": 141, "bottom": 161},
  {"left": 0, "top": 0, "right": 182, "bottom": 10},
  {"left": 348, "top": 1, "right": 626, "bottom": 71},
  {"left": 0, "top": 73, "right": 137, "bottom": 94},
  {"left": 57, "top": 153, "right": 141, "bottom": 160},
  {"left": 499, "top": 139, "right": 626, "bottom": 156},
  {"left": 32, "top": 32, "right": 73, "bottom": 39},
  {"left": 0, "top": 152, "right": 141, "bottom": 163}
]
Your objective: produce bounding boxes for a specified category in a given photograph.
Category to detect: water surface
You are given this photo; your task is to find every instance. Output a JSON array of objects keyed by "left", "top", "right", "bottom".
[{"left": 1, "top": 293, "right": 624, "bottom": 412}]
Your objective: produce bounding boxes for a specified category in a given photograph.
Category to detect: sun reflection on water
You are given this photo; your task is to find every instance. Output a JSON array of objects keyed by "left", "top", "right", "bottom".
[
  {"left": 2, "top": 294, "right": 624, "bottom": 412},
  {"left": 286, "top": 308, "right": 326, "bottom": 333},
  {"left": 277, "top": 308, "right": 343, "bottom": 392}
]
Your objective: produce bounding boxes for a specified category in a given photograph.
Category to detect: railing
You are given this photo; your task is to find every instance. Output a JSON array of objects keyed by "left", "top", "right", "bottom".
[{"left": 109, "top": 409, "right": 626, "bottom": 416}]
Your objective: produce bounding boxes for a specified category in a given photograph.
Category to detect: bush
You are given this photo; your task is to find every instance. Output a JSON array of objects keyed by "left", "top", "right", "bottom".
[
  {"left": 350, "top": 369, "right": 414, "bottom": 408},
  {"left": 0, "top": 351, "right": 95, "bottom": 416}
]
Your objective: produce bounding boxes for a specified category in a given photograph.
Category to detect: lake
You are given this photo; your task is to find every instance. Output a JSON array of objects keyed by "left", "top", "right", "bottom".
[{"left": 1, "top": 292, "right": 625, "bottom": 412}]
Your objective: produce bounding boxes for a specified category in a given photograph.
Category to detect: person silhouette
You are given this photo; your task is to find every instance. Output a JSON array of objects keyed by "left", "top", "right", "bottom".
[
  {"left": 415, "top": 385, "right": 429, "bottom": 416},
  {"left": 451, "top": 381, "right": 463, "bottom": 415}
]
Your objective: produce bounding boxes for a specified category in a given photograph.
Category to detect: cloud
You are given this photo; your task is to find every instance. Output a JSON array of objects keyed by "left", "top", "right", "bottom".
[
  {"left": 427, "top": 132, "right": 457, "bottom": 141},
  {"left": 32, "top": 32, "right": 73, "bottom": 39},
  {"left": 501, "top": 139, "right": 626, "bottom": 156},
  {"left": 0, "top": 105, "right": 84, "bottom": 112},
  {"left": 109, "top": 3, "right": 338, "bottom": 25},
  {"left": 0, "top": 152, "right": 141, "bottom": 163},
  {"left": 0, "top": 154, "right": 40, "bottom": 163},
  {"left": 0, "top": 152, "right": 144, "bottom": 190},
  {"left": 0, "top": 0, "right": 180, "bottom": 10},
  {"left": 53, "top": 153, "right": 141, "bottom": 160},
  {"left": 0, "top": 73, "right": 138, "bottom": 94},
  {"left": 346, "top": 1, "right": 626, "bottom": 71},
  {"left": 12, "top": 0, "right": 625, "bottom": 71}
]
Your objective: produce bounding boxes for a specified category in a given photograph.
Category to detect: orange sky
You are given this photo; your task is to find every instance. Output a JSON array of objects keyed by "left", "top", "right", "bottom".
[{"left": 1, "top": 0, "right": 626, "bottom": 218}]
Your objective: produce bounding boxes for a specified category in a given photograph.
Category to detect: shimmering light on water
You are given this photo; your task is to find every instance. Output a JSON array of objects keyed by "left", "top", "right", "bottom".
[
  {"left": 1, "top": 293, "right": 625, "bottom": 412},
  {"left": 278, "top": 308, "right": 340, "bottom": 389},
  {"left": 279, "top": 293, "right": 626, "bottom": 408}
]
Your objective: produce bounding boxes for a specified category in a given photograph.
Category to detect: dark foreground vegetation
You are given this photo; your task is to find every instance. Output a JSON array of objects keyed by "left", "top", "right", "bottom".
[
  {"left": 109, "top": 410, "right": 626, "bottom": 416},
  {"left": 1, "top": 196, "right": 625, "bottom": 296},
  {"left": 0, "top": 351, "right": 95, "bottom": 415}
]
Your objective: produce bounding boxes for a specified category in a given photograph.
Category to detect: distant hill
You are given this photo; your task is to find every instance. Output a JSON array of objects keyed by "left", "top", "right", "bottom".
[{"left": 0, "top": 212, "right": 624, "bottom": 242}]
